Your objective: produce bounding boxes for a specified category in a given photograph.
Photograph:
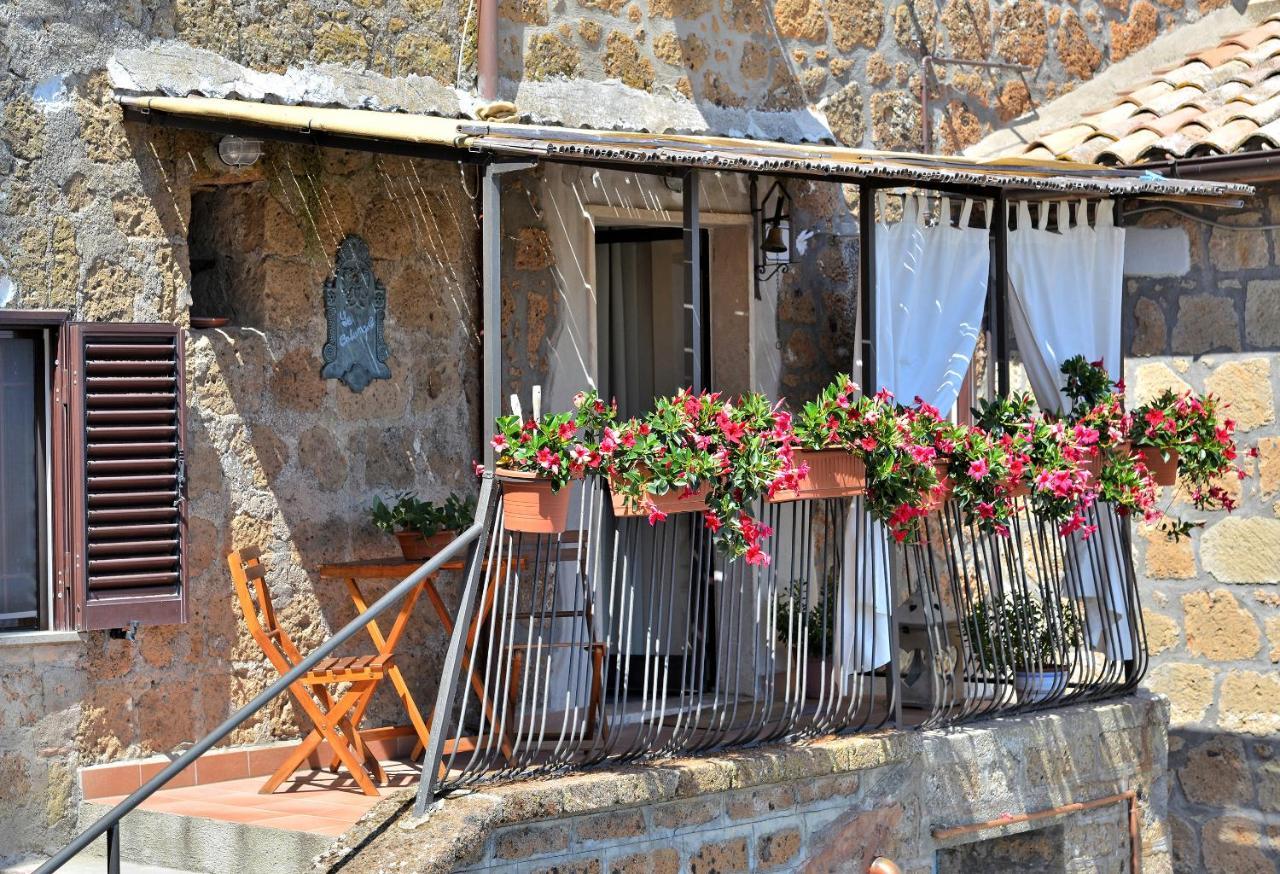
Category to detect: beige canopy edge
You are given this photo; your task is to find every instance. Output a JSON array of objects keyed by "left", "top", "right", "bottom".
[{"left": 117, "top": 94, "right": 1255, "bottom": 204}]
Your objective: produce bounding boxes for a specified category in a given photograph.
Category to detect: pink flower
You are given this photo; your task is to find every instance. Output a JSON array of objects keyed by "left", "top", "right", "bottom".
[
  {"left": 745, "top": 544, "right": 771, "bottom": 567},
  {"left": 568, "top": 444, "right": 591, "bottom": 465},
  {"left": 977, "top": 501, "right": 996, "bottom": 519},
  {"left": 704, "top": 512, "right": 723, "bottom": 533},
  {"left": 558, "top": 421, "right": 577, "bottom": 441},
  {"left": 967, "top": 458, "right": 990, "bottom": 481},
  {"left": 536, "top": 447, "right": 560, "bottom": 472},
  {"left": 491, "top": 433, "right": 509, "bottom": 451},
  {"left": 859, "top": 436, "right": 878, "bottom": 452},
  {"left": 621, "top": 430, "right": 637, "bottom": 449},
  {"left": 646, "top": 504, "right": 667, "bottom": 526}
]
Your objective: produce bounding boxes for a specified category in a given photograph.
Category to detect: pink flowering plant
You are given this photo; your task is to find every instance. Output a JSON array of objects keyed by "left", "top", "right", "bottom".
[
  {"left": 940, "top": 424, "right": 1023, "bottom": 537},
  {"left": 490, "top": 390, "right": 615, "bottom": 490},
  {"left": 1129, "top": 388, "right": 1250, "bottom": 536},
  {"left": 857, "top": 393, "right": 946, "bottom": 543},
  {"left": 606, "top": 389, "right": 796, "bottom": 565},
  {"left": 791, "top": 373, "right": 864, "bottom": 450}
]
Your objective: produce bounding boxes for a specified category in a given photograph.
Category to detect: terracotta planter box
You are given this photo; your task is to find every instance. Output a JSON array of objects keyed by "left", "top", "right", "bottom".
[
  {"left": 770, "top": 449, "right": 866, "bottom": 503},
  {"left": 394, "top": 530, "right": 457, "bottom": 561},
  {"left": 1137, "top": 446, "right": 1179, "bottom": 486},
  {"left": 497, "top": 468, "right": 572, "bottom": 534},
  {"left": 609, "top": 471, "right": 709, "bottom": 518}
]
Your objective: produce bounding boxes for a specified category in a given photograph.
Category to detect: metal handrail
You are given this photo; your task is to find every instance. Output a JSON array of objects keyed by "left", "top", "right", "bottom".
[{"left": 35, "top": 509, "right": 490, "bottom": 874}]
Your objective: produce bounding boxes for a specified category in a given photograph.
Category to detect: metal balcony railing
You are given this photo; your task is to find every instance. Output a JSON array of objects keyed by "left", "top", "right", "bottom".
[{"left": 418, "top": 479, "right": 1147, "bottom": 798}]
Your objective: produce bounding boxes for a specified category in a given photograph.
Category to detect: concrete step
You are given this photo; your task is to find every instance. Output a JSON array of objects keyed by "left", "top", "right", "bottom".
[
  {"left": 2, "top": 854, "right": 198, "bottom": 874},
  {"left": 75, "top": 803, "right": 335, "bottom": 874}
]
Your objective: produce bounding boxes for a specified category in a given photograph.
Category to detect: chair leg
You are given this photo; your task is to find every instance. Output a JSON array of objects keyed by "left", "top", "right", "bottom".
[
  {"left": 319, "top": 684, "right": 382, "bottom": 797},
  {"left": 260, "top": 729, "right": 325, "bottom": 795}
]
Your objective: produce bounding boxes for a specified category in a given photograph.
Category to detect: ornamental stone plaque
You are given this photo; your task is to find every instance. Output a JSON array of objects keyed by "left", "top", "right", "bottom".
[{"left": 321, "top": 235, "right": 391, "bottom": 392}]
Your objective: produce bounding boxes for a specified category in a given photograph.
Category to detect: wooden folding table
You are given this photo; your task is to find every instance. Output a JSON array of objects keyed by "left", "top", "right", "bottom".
[{"left": 317, "top": 556, "right": 513, "bottom": 767}]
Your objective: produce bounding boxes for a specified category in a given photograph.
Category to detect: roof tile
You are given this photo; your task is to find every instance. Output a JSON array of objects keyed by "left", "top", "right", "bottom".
[{"left": 1011, "top": 16, "right": 1280, "bottom": 163}]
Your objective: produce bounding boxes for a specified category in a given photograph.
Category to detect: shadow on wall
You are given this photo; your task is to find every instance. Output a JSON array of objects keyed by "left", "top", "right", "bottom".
[{"left": 84, "top": 126, "right": 485, "bottom": 760}]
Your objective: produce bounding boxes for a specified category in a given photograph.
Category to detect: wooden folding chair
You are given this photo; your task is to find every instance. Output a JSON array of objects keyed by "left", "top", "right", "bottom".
[{"left": 228, "top": 547, "right": 389, "bottom": 796}]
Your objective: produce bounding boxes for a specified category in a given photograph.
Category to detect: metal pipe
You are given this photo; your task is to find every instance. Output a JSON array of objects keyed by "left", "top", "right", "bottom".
[
  {"left": 478, "top": 0, "right": 498, "bottom": 100},
  {"left": 684, "top": 169, "right": 703, "bottom": 392},
  {"left": 932, "top": 789, "right": 1140, "bottom": 873},
  {"left": 992, "top": 190, "right": 1010, "bottom": 396},
  {"left": 35, "top": 524, "right": 486, "bottom": 874},
  {"left": 921, "top": 56, "right": 1033, "bottom": 154}
]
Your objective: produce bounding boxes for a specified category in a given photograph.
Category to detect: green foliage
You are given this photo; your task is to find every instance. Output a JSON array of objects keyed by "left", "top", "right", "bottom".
[
  {"left": 371, "top": 492, "right": 474, "bottom": 537},
  {"left": 774, "top": 576, "right": 836, "bottom": 658},
  {"left": 964, "top": 589, "right": 1083, "bottom": 673}
]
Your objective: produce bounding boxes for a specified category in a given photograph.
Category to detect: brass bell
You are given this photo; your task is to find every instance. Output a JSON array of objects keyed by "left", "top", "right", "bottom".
[{"left": 762, "top": 223, "right": 788, "bottom": 254}]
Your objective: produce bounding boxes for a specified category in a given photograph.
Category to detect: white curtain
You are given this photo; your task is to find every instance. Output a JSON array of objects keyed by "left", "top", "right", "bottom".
[
  {"left": 1007, "top": 198, "right": 1133, "bottom": 660},
  {"left": 843, "top": 194, "right": 992, "bottom": 671}
]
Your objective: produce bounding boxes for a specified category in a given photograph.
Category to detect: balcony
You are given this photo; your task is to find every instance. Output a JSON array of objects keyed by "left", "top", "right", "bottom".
[{"left": 420, "top": 478, "right": 1145, "bottom": 794}]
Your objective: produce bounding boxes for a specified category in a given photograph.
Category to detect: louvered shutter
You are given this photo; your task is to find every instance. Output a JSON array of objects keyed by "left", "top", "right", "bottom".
[{"left": 65, "top": 323, "right": 187, "bottom": 630}]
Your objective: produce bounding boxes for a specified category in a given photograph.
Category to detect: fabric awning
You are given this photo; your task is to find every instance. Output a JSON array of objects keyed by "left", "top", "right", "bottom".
[{"left": 118, "top": 95, "right": 1254, "bottom": 203}]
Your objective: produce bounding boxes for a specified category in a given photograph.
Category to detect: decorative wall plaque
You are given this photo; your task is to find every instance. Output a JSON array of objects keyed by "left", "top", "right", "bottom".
[{"left": 321, "top": 235, "right": 391, "bottom": 392}]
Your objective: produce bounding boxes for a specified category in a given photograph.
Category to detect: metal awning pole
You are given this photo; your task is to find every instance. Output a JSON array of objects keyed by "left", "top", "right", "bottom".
[
  {"left": 859, "top": 183, "right": 877, "bottom": 391},
  {"left": 993, "top": 190, "right": 1011, "bottom": 397},
  {"left": 684, "top": 169, "right": 703, "bottom": 392}
]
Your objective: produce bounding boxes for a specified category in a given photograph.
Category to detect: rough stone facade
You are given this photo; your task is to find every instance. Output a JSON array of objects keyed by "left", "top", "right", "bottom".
[
  {"left": 501, "top": 0, "right": 1210, "bottom": 153},
  {"left": 316, "top": 695, "right": 1171, "bottom": 873},
  {"left": 1124, "top": 186, "right": 1280, "bottom": 872}
]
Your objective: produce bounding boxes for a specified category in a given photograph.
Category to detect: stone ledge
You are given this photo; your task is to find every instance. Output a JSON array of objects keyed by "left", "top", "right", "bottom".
[{"left": 314, "top": 695, "right": 1166, "bottom": 874}]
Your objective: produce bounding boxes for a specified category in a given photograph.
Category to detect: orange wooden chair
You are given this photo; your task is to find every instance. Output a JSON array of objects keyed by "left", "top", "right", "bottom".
[{"left": 228, "top": 547, "right": 390, "bottom": 796}]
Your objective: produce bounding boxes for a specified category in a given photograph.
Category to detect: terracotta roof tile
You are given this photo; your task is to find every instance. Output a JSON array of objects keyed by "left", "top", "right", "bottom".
[{"left": 1013, "top": 15, "right": 1280, "bottom": 163}]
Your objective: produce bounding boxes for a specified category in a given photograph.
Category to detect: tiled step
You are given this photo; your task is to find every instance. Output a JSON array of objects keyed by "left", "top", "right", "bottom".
[{"left": 2, "top": 854, "right": 199, "bottom": 874}]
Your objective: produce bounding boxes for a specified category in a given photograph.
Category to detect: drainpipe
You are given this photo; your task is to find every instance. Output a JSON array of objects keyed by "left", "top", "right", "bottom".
[{"left": 478, "top": 0, "right": 498, "bottom": 100}]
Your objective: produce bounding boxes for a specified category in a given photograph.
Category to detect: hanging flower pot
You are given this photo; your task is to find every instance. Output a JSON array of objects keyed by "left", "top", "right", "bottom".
[
  {"left": 498, "top": 468, "right": 573, "bottom": 534},
  {"left": 1138, "top": 447, "right": 1179, "bottom": 486},
  {"left": 609, "top": 468, "right": 709, "bottom": 518},
  {"left": 769, "top": 450, "right": 866, "bottom": 502},
  {"left": 394, "top": 530, "right": 457, "bottom": 561}
]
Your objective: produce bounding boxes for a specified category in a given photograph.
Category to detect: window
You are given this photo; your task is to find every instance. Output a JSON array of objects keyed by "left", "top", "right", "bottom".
[
  {"left": 0, "top": 312, "right": 189, "bottom": 633},
  {"left": 0, "top": 327, "right": 50, "bottom": 631}
]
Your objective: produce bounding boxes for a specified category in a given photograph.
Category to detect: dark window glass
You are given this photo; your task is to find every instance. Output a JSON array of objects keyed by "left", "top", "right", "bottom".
[{"left": 0, "top": 332, "right": 41, "bottom": 630}]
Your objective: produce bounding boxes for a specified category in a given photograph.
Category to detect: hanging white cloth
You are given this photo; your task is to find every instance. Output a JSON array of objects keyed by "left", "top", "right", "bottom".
[
  {"left": 843, "top": 194, "right": 992, "bottom": 671},
  {"left": 1006, "top": 199, "right": 1133, "bottom": 660}
]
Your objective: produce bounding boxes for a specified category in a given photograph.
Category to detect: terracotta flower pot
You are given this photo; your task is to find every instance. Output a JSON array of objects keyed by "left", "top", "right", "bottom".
[
  {"left": 609, "top": 469, "right": 709, "bottom": 518},
  {"left": 395, "top": 530, "right": 457, "bottom": 561},
  {"left": 770, "top": 449, "right": 866, "bottom": 502},
  {"left": 1138, "top": 447, "right": 1179, "bottom": 486},
  {"left": 497, "top": 468, "right": 571, "bottom": 534}
]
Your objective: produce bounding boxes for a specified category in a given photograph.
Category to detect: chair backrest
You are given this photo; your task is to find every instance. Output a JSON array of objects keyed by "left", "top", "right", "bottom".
[{"left": 227, "top": 547, "right": 303, "bottom": 675}]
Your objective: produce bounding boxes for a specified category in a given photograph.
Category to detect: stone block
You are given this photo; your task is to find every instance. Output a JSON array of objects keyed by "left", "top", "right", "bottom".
[
  {"left": 756, "top": 826, "right": 803, "bottom": 869},
  {"left": 1142, "top": 525, "right": 1196, "bottom": 580},
  {"left": 1201, "top": 517, "right": 1280, "bottom": 583},
  {"left": 1131, "top": 297, "right": 1168, "bottom": 357},
  {"left": 1245, "top": 280, "right": 1280, "bottom": 348},
  {"left": 688, "top": 836, "right": 749, "bottom": 873},
  {"left": 1182, "top": 588, "right": 1261, "bottom": 661},
  {"left": 530, "top": 859, "right": 602, "bottom": 874},
  {"left": 726, "top": 784, "right": 795, "bottom": 820},
  {"left": 298, "top": 425, "right": 349, "bottom": 491},
  {"left": 1144, "top": 662, "right": 1214, "bottom": 726},
  {"left": 1257, "top": 436, "right": 1280, "bottom": 496},
  {"left": 1209, "top": 218, "right": 1271, "bottom": 272},
  {"left": 575, "top": 809, "right": 646, "bottom": 842},
  {"left": 609, "top": 848, "right": 680, "bottom": 874},
  {"left": 1177, "top": 735, "right": 1250, "bottom": 807},
  {"left": 1142, "top": 609, "right": 1181, "bottom": 655},
  {"left": 1203, "top": 357, "right": 1275, "bottom": 432},
  {"left": 651, "top": 797, "right": 721, "bottom": 831},
  {"left": 1129, "top": 361, "right": 1192, "bottom": 407},
  {"left": 1219, "top": 670, "right": 1280, "bottom": 736},
  {"left": 493, "top": 822, "right": 571, "bottom": 859},
  {"left": 1201, "top": 815, "right": 1273, "bottom": 873},
  {"left": 1171, "top": 295, "right": 1241, "bottom": 355}
]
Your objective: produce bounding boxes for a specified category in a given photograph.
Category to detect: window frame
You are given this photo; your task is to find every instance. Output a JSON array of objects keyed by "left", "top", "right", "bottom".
[{"left": 0, "top": 310, "right": 69, "bottom": 633}]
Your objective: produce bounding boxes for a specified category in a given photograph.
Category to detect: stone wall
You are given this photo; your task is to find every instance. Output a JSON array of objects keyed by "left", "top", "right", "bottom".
[
  {"left": 316, "top": 695, "right": 1170, "bottom": 873},
  {"left": 502, "top": 0, "right": 1210, "bottom": 153},
  {"left": 1123, "top": 186, "right": 1280, "bottom": 872},
  {"left": 0, "top": 125, "right": 481, "bottom": 857}
]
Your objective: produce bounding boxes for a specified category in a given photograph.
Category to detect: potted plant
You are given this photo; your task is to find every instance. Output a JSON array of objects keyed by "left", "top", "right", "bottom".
[
  {"left": 783, "top": 373, "right": 867, "bottom": 500},
  {"left": 964, "top": 589, "right": 1082, "bottom": 704},
  {"left": 490, "top": 391, "right": 614, "bottom": 534},
  {"left": 774, "top": 577, "right": 838, "bottom": 699},
  {"left": 856, "top": 391, "right": 946, "bottom": 543},
  {"left": 606, "top": 389, "right": 793, "bottom": 565},
  {"left": 371, "top": 492, "right": 475, "bottom": 560}
]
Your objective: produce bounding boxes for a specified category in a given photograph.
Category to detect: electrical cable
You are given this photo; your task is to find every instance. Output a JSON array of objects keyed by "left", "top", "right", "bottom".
[{"left": 1123, "top": 204, "right": 1280, "bottom": 231}]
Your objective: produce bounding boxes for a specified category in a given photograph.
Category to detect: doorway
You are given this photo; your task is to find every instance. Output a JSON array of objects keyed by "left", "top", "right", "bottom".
[{"left": 594, "top": 226, "right": 716, "bottom": 698}]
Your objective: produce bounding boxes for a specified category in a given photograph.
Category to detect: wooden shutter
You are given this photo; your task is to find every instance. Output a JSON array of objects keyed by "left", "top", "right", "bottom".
[{"left": 65, "top": 323, "right": 187, "bottom": 630}]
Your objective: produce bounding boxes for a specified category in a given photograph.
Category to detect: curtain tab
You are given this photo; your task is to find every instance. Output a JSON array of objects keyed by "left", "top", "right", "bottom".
[
  {"left": 1056, "top": 201, "right": 1068, "bottom": 233},
  {"left": 958, "top": 198, "right": 974, "bottom": 229},
  {"left": 1017, "top": 200, "right": 1032, "bottom": 231},
  {"left": 1096, "top": 199, "right": 1115, "bottom": 227}
]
